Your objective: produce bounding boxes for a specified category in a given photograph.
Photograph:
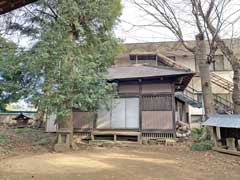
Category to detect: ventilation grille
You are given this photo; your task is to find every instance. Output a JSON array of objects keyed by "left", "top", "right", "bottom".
[{"left": 142, "top": 132, "right": 174, "bottom": 139}]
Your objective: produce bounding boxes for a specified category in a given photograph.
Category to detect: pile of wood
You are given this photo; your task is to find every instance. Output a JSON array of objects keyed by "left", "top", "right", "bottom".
[{"left": 176, "top": 121, "right": 191, "bottom": 137}]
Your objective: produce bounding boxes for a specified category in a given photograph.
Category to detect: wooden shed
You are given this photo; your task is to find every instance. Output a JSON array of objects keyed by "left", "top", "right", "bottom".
[
  {"left": 203, "top": 115, "right": 240, "bottom": 156},
  {"left": 73, "top": 63, "right": 194, "bottom": 141}
]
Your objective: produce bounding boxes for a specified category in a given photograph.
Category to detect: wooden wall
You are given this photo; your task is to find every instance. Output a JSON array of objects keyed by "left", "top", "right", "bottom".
[
  {"left": 73, "top": 111, "right": 95, "bottom": 130},
  {"left": 118, "top": 80, "right": 175, "bottom": 132}
]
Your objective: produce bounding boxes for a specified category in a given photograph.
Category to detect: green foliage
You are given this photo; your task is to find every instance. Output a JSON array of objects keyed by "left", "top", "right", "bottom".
[
  {"left": 191, "top": 128, "right": 204, "bottom": 138},
  {"left": 191, "top": 140, "right": 214, "bottom": 151},
  {"left": 0, "top": 37, "right": 23, "bottom": 110},
  {"left": 191, "top": 128, "right": 213, "bottom": 151},
  {"left": 1, "top": 1, "right": 122, "bottom": 120},
  {"left": 33, "top": 137, "right": 50, "bottom": 146},
  {"left": 15, "top": 128, "right": 38, "bottom": 136}
]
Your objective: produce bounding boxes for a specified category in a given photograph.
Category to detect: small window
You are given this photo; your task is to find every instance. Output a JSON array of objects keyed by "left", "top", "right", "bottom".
[{"left": 129, "top": 54, "right": 157, "bottom": 61}]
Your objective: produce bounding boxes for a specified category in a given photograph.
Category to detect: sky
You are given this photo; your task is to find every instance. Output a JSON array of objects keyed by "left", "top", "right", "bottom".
[
  {"left": 5, "top": 0, "right": 240, "bottom": 47},
  {"left": 115, "top": 0, "right": 197, "bottom": 43},
  {"left": 115, "top": 0, "right": 240, "bottom": 43}
]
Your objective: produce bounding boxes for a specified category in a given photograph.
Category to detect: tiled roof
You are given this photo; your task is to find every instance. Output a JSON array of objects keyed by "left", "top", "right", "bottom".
[{"left": 106, "top": 64, "right": 193, "bottom": 80}]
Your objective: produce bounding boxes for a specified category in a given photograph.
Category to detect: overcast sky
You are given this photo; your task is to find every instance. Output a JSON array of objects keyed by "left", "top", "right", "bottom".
[
  {"left": 7, "top": 0, "right": 240, "bottom": 47},
  {"left": 115, "top": 0, "right": 197, "bottom": 43},
  {"left": 115, "top": 0, "right": 240, "bottom": 43}
]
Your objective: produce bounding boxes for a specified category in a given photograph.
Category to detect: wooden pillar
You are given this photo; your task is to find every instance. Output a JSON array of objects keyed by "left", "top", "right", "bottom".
[{"left": 210, "top": 127, "right": 218, "bottom": 147}]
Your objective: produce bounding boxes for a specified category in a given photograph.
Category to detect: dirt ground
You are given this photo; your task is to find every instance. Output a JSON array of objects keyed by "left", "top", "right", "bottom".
[{"left": 0, "top": 144, "right": 240, "bottom": 180}]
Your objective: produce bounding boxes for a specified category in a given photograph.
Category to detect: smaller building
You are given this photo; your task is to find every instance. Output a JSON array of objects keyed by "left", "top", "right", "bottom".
[
  {"left": 72, "top": 61, "right": 194, "bottom": 141},
  {"left": 203, "top": 115, "right": 240, "bottom": 155}
]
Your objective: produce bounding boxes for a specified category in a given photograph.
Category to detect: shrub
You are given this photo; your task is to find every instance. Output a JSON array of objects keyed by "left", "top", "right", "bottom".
[
  {"left": 191, "top": 128, "right": 204, "bottom": 138},
  {"left": 191, "top": 140, "right": 213, "bottom": 151}
]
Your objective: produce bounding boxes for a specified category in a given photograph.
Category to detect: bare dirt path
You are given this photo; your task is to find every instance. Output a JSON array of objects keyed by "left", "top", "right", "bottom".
[{"left": 0, "top": 145, "right": 240, "bottom": 180}]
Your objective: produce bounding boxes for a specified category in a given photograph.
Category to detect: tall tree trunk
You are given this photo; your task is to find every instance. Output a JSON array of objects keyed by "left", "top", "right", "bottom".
[
  {"left": 202, "top": 17, "right": 240, "bottom": 113},
  {"left": 232, "top": 62, "right": 240, "bottom": 113},
  {"left": 195, "top": 33, "right": 216, "bottom": 117},
  {"left": 55, "top": 30, "right": 75, "bottom": 150}
]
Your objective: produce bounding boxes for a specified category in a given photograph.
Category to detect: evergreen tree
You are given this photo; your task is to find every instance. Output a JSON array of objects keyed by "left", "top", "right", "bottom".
[{"left": 1, "top": 0, "right": 122, "bottom": 126}]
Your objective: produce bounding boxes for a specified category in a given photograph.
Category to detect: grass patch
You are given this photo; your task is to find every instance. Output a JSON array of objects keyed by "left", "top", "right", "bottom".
[
  {"left": 0, "top": 132, "right": 10, "bottom": 145},
  {"left": 15, "top": 128, "right": 38, "bottom": 135},
  {"left": 33, "top": 137, "right": 50, "bottom": 146}
]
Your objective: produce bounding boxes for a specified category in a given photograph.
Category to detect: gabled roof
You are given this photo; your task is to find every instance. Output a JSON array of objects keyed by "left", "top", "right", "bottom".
[
  {"left": 107, "top": 64, "right": 192, "bottom": 81},
  {"left": 203, "top": 115, "right": 240, "bottom": 128},
  {"left": 0, "top": 0, "right": 37, "bottom": 15}
]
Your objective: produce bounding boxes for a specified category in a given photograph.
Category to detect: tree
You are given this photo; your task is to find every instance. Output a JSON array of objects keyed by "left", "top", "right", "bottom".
[
  {"left": 132, "top": 0, "right": 216, "bottom": 116},
  {"left": 1, "top": 0, "right": 122, "bottom": 145},
  {"left": 132, "top": 0, "right": 240, "bottom": 114},
  {"left": 0, "top": 37, "right": 27, "bottom": 110},
  {"left": 193, "top": 0, "right": 240, "bottom": 113}
]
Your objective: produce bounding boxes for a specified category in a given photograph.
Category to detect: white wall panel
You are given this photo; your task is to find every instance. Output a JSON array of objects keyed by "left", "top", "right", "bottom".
[
  {"left": 97, "top": 106, "right": 111, "bottom": 129},
  {"left": 111, "top": 99, "right": 126, "bottom": 128},
  {"left": 126, "top": 98, "right": 139, "bottom": 128}
]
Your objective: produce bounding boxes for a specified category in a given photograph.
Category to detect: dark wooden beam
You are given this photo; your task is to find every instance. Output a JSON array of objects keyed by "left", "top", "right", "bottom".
[{"left": 0, "top": 0, "right": 37, "bottom": 15}]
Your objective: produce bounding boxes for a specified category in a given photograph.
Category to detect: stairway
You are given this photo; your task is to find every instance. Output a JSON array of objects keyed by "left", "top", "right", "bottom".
[
  {"left": 141, "top": 53, "right": 234, "bottom": 113},
  {"left": 176, "top": 86, "right": 233, "bottom": 113},
  {"left": 175, "top": 87, "right": 202, "bottom": 108},
  {"left": 210, "top": 72, "right": 233, "bottom": 92},
  {"left": 214, "top": 94, "right": 233, "bottom": 114}
]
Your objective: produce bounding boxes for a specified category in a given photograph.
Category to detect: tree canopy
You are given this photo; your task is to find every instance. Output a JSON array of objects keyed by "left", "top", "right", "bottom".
[{"left": 0, "top": 0, "right": 122, "bottom": 119}]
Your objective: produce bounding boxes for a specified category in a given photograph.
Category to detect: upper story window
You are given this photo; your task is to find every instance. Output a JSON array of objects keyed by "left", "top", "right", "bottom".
[
  {"left": 129, "top": 54, "right": 157, "bottom": 61},
  {"left": 129, "top": 54, "right": 158, "bottom": 65}
]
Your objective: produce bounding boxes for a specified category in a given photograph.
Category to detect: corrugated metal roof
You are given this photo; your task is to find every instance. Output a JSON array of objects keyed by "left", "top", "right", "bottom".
[
  {"left": 106, "top": 64, "right": 193, "bottom": 80},
  {"left": 203, "top": 115, "right": 240, "bottom": 128}
]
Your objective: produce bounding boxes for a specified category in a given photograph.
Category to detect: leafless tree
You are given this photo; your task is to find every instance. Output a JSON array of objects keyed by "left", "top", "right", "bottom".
[
  {"left": 132, "top": 0, "right": 216, "bottom": 116},
  {"left": 194, "top": 0, "right": 240, "bottom": 113},
  {"left": 132, "top": 0, "right": 240, "bottom": 114}
]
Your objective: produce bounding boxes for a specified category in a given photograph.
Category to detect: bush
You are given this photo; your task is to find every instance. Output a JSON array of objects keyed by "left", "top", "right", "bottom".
[
  {"left": 191, "top": 128, "right": 204, "bottom": 138},
  {"left": 191, "top": 140, "right": 213, "bottom": 151}
]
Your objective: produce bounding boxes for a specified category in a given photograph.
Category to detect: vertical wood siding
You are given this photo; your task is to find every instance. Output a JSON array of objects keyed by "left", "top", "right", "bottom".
[
  {"left": 142, "top": 111, "right": 173, "bottom": 130},
  {"left": 142, "top": 95, "right": 172, "bottom": 111},
  {"left": 73, "top": 112, "right": 95, "bottom": 129}
]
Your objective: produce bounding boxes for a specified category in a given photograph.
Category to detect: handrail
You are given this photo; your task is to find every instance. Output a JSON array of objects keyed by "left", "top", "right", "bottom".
[{"left": 210, "top": 72, "right": 233, "bottom": 92}]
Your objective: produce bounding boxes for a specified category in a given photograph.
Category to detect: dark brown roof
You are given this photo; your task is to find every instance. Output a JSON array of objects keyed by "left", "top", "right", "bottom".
[
  {"left": 0, "top": 0, "right": 37, "bottom": 15},
  {"left": 107, "top": 64, "right": 193, "bottom": 80}
]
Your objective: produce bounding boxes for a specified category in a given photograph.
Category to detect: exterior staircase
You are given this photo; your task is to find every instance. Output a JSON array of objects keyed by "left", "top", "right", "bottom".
[
  {"left": 175, "top": 87, "right": 202, "bottom": 108},
  {"left": 210, "top": 72, "right": 233, "bottom": 92},
  {"left": 175, "top": 86, "right": 233, "bottom": 114}
]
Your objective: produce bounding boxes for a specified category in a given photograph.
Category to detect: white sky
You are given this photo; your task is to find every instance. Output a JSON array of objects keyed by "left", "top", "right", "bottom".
[
  {"left": 115, "top": 0, "right": 196, "bottom": 43},
  {"left": 115, "top": 0, "right": 240, "bottom": 43},
  {"left": 6, "top": 0, "right": 240, "bottom": 47}
]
